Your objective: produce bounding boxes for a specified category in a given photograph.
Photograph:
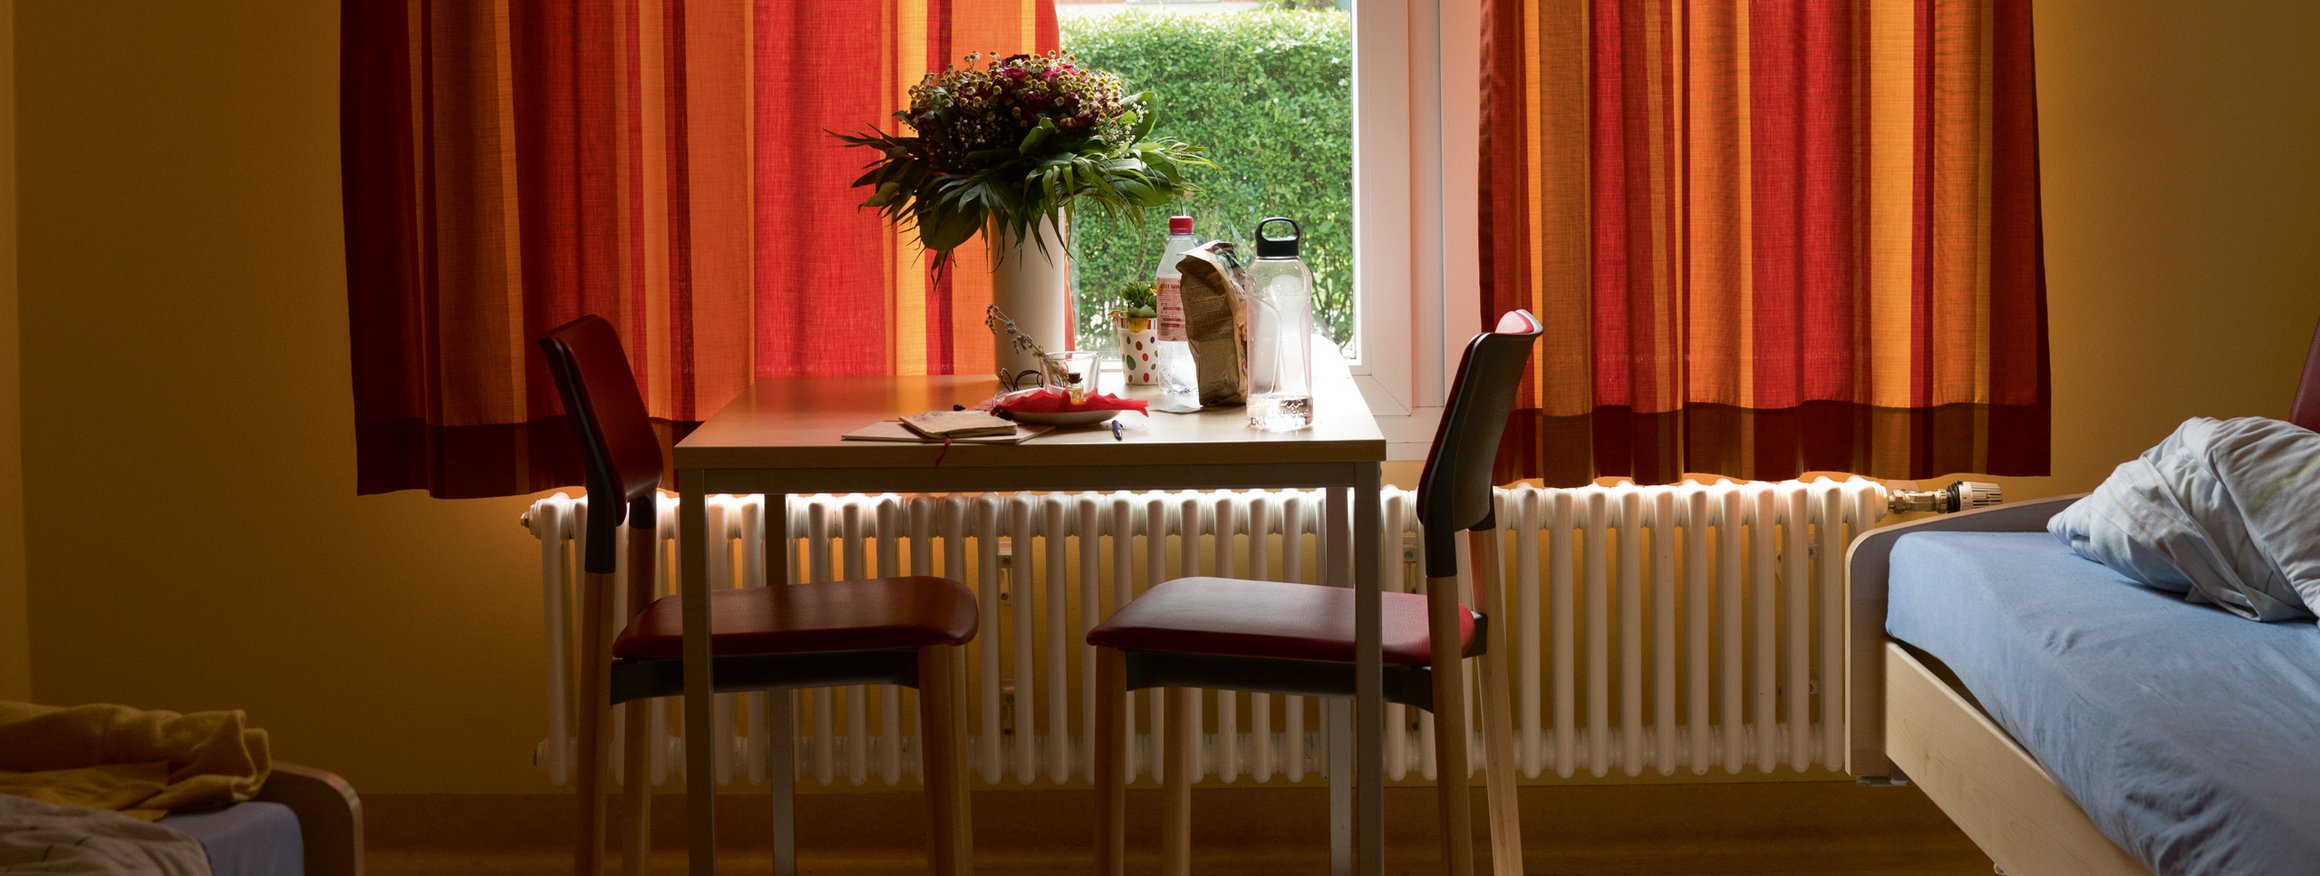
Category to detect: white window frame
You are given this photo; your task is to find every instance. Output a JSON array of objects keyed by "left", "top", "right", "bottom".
[{"left": 1350, "top": 0, "right": 1482, "bottom": 459}]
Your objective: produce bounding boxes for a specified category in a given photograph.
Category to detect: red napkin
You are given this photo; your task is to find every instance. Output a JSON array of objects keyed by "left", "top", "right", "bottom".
[{"left": 990, "top": 389, "right": 1149, "bottom": 416}]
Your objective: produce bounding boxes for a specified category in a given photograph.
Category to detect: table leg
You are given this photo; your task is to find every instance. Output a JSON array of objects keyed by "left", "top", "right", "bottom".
[
  {"left": 763, "top": 495, "right": 796, "bottom": 876},
  {"left": 1323, "top": 480, "right": 1353, "bottom": 876},
  {"left": 679, "top": 471, "right": 718, "bottom": 875},
  {"left": 1353, "top": 466, "right": 1384, "bottom": 876}
]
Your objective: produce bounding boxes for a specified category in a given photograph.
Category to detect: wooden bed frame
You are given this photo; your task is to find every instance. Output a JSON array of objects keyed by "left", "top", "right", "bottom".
[
  {"left": 1844, "top": 318, "right": 2320, "bottom": 876},
  {"left": 254, "top": 762, "right": 364, "bottom": 876},
  {"left": 1843, "top": 496, "right": 2148, "bottom": 876}
]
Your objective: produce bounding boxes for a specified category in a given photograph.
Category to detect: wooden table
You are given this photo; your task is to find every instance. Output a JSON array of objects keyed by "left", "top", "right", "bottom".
[{"left": 673, "top": 359, "right": 1388, "bottom": 876}]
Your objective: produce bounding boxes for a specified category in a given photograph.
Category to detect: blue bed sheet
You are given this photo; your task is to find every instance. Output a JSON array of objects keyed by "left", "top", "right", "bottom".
[
  {"left": 159, "top": 801, "right": 302, "bottom": 876},
  {"left": 1887, "top": 531, "right": 2320, "bottom": 876}
]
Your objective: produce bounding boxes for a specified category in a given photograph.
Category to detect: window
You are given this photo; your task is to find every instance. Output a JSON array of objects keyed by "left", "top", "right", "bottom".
[
  {"left": 1061, "top": 0, "right": 1356, "bottom": 358},
  {"left": 1351, "top": 0, "right": 1478, "bottom": 452},
  {"left": 1063, "top": 0, "right": 1472, "bottom": 457}
]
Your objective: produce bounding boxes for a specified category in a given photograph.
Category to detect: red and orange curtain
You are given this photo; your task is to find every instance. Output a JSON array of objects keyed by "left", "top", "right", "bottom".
[
  {"left": 1480, "top": 0, "right": 2048, "bottom": 486},
  {"left": 343, "top": 1, "right": 1055, "bottom": 497}
]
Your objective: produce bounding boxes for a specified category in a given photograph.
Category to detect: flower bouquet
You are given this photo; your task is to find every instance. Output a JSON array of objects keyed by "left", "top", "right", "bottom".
[{"left": 835, "top": 50, "right": 1211, "bottom": 267}]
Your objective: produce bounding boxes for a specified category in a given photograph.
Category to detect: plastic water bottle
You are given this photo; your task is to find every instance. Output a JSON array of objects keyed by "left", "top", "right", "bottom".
[
  {"left": 1245, "top": 217, "right": 1314, "bottom": 431},
  {"left": 1153, "top": 214, "right": 1200, "bottom": 397}
]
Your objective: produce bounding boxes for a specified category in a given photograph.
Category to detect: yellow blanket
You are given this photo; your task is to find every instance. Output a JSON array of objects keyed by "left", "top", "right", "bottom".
[{"left": 0, "top": 701, "right": 271, "bottom": 820}]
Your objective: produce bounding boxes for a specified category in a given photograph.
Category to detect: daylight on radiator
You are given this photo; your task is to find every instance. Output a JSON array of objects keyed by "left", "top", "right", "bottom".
[{"left": 526, "top": 479, "right": 1889, "bottom": 788}]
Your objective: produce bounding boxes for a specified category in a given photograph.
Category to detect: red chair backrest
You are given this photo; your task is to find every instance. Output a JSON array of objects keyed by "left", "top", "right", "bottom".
[
  {"left": 2295, "top": 317, "right": 2320, "bottom": 432},
  {"left": 1414, "top": 310, "right": 1543, "bottom": 580},
  {"left": 538, "top": 315, "right": 663, "bottom": 573}
]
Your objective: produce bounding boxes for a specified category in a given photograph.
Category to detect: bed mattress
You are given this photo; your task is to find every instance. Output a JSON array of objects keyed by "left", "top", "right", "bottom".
[
  {"left": 159, "top": 801, "right": 303, "bottom": 876},
  {"left": 1886, "top": 531, "right": 2320, "bottom": 876}
]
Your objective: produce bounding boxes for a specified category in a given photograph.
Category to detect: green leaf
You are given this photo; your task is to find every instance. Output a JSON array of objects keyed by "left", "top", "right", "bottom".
[
  {"left": 1143, "top": 151, "right": 1179, "bottom": 180},
  {"left": 1114, "top": 177, "right": 1156, "bottom": 206},
  {"left": 1019, "top": 118, "right": 1056, "bottom": 155},
  {"left": 923, "top": 201, "right": 981, "bottom": 253}
]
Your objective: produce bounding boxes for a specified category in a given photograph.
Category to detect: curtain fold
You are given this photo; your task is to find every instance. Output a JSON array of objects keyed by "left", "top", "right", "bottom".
[
  {"left": 1480, "top": 0, "right": 2048, "bottom": 486},
  {"left": 344, "top": 0, "right": 1057, "bottom": 498}
]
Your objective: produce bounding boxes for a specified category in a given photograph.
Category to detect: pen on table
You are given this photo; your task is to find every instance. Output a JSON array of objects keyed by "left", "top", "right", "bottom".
[{"left": 1110, "top": 419, "right": 1124, "bottom": 441}]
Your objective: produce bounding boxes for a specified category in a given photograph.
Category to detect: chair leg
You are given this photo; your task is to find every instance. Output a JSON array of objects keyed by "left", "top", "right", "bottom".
[
  {"left": 618, "top": 523, "right": 656, "bottom": 876},
  {"left": 1161, "top": 685, "right": 1197, "bottom": 876},
  {"left": 768, "top": 692, "right": 798, "bottom": 876},
  {"left": 918, "top": 646, "right": 972, "bottom": 876},
  {"left": 1093, "top": 647, "right": 1128, "bottom": 876},
  {"left": 1327, "top": 699, "right": 1354, "bottom": 876},
  {"left": 1427, "top": 575, "right": 1475, "bottom": 876},
  {"left": 1470, "top": 531, "right": 1525, "bottom": 876},
  {"left": 574, "top": 571, "right": 614, "bottom": 876},
  {"left": 1476, "top": 650, "right": 1523, "bottom": 876},
  {"left": 619, "top": 700, "right": 652, "bottom": 876}
]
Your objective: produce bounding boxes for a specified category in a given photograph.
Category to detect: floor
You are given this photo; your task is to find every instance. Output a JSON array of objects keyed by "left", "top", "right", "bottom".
[
  {"left": 365, "top": 781, "right": 1995, "bottom": 875},
  {"left": 372, "top": 851, "right": 1994, "bottom": 876}
]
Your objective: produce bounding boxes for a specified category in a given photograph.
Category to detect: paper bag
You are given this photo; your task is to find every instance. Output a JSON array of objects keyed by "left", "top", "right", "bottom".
[{"left": 1176, "top": 241, "right": 1251, "bottom": 406}]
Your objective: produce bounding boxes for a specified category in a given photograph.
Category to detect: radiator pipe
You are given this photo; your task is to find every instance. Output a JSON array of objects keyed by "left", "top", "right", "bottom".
[{"left": 1886, "top": 480, "right": 2002, "bottom": 514}]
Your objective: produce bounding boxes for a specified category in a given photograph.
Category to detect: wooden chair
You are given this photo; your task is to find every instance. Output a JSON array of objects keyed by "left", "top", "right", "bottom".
[
  {"left": 539, "top": 315, "right": 978, "bottom": 876},
  {"left": 1088, "top": 310, "right": 1542, "bottom": 876}
]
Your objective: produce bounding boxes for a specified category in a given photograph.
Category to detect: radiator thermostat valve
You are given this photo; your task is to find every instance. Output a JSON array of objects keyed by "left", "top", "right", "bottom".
[{"left": 1887, "top": 479, "right": 2002, "bottom": 514}]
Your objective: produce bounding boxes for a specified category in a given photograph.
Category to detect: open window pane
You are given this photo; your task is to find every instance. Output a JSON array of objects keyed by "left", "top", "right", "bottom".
[{"left": 1060, "top": 0, "right": 1356, "bottom": 357}]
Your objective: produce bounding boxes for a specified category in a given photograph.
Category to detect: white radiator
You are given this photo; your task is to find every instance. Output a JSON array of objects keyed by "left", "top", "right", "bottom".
[{"left": 523, "top": 479, "right": 1888, "bottom": 787}]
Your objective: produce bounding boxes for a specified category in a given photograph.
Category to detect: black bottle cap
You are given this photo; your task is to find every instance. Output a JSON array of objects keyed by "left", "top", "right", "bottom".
[{"left": 1255, "top": 216, "right": 1300, "bottom": 258}]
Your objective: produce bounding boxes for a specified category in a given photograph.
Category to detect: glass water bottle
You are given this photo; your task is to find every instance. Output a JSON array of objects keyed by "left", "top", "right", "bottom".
[{"left": 1245, "top": 217, "right": 1314, "bottom": 431}]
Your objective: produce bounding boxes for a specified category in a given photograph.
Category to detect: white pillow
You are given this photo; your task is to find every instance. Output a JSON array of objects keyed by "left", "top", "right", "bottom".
[{"left": 2048, "top": 417, "right": 2320, "bottom": 622}]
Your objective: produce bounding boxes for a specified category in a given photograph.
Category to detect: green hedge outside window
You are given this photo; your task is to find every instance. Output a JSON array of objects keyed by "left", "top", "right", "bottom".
[{"left": 1061, "top": 10, "right": 1355, "bottom": 353}]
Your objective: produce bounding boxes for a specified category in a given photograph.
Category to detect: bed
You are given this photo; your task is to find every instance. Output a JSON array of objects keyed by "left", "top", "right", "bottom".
[
  {"left": 0, "top": 762, "right": 360, "bottom": 876},
  {"left": 180, "top": 762, "right": 363, "bottom": 876},
  {"left": 1844, "top": 321, "right": 2320, "bottom": 876}
]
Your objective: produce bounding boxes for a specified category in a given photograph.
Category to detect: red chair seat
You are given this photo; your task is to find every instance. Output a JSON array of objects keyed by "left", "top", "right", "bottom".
[
  {"left": 1086, "top": 577, "right": 1474, "bottom": 667},
  {"left": 612, "top": 576, "right": 978, "bottom": 660}
]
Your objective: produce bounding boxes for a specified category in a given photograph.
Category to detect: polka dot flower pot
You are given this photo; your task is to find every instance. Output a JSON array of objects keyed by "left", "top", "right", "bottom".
[{"left": 1114, "top": 313, "right": 1160, "bottom": 385}]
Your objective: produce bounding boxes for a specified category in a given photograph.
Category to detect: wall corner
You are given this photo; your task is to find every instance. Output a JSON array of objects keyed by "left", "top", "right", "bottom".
[{"left": 0, "top": 0, "right": 33, "bottom": 703}]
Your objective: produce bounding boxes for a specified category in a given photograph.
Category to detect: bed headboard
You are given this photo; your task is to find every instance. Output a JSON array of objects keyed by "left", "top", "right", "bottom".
[{"left": 2294, "top": 317, "right": 2320, "bottom": 432}]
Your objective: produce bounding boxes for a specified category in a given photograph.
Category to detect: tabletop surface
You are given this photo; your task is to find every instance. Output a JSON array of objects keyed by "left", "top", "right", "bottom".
[{"left": 676, "top": 352, "right": 1386, "bottom": 470}]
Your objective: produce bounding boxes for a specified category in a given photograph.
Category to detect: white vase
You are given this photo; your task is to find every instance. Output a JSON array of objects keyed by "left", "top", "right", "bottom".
[{"left": 988, "top": 215, "right": 1071, "bottom": 387}]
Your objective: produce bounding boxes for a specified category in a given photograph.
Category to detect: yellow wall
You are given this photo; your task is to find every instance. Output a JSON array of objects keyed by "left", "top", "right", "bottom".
[
  {"left": 9, "top": 0, "right": 2316, "bottom": 795},
  {"left": 16, "top": 3, "right": 547, "bottom": 793},
  {"left": 1989, "top": 0, "right": 2320, "bottom": 501},
  {"left": 1, "top": 0, "right": 29, "bottom": 703}
]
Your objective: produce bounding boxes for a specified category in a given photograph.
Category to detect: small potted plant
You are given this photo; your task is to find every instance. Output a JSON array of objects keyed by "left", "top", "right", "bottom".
[{"left": 1112, "top": 280, "right": 1161, "bottom": 385}]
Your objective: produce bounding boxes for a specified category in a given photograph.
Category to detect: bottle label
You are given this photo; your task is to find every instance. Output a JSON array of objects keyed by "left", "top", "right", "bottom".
[{"left": 1156, "top": 277, "right": 1187, "bottom": 342}]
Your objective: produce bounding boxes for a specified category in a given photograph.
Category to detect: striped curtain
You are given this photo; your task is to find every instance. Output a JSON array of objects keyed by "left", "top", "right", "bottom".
[
  {"left": 343, "top": 1, "right": 1056, "bottom": 498},
  {"left": 1479, "top": 0, "right": 2048, "bottom": 486}
]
